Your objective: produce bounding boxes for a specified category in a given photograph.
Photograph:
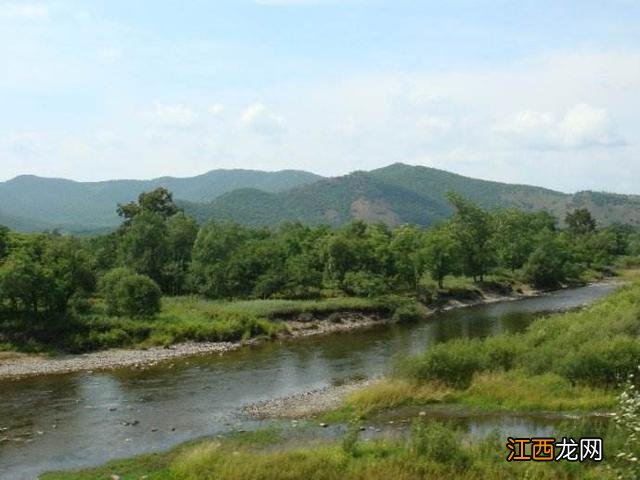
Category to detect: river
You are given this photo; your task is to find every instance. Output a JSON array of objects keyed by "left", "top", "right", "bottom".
[{"left": 0, "top": 283, "right": 617, "bottom": 479}]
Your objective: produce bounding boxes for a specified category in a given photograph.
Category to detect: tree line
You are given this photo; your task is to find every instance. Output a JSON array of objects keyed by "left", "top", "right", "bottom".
[{"left": 0, "top": 187, "right": 638, "bottom": 318}]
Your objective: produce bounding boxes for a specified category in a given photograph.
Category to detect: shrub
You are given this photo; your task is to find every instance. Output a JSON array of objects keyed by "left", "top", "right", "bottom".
[
  {"left": 342, "top": 271, "right": 387, "bottom": 297},
  {"left": 484, "top": 334, "right": 523, "bottom": 371},
  {"left": 411, "top": 421, "right": 470, "bottom": 469},
  {"left": 392, "top": 303, "right": 427, "bottom": 324},
  {"left": 397, "top": 339, "right": 485, "bottom": 388},
  {"left": 100, "top": 267, "right": 136, "bottom": 315},
  {"left": 559, "top": 337, "right": 640, "bottom": 386},
  {"left": 102, "top": 269, "right": 162, "bottom": 318}
]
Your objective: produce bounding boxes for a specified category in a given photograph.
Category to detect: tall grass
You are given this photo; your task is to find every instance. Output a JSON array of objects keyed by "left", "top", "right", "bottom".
[
  {"left": 395, "top": 282, "right": 640, "bottom": 390},
  {"left": 42, "top": 422, "right": 617, "bottom": 480}
]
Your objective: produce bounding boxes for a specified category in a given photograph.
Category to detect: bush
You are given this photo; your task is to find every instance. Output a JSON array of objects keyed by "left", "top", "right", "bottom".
[
  {"left": 411, "top": 421, "right": 470, "bottom": 469},
  {"left": 102, "top": 269, "right": 161, "bottom": 318},
  {"left": 100, "top": 267, "right": 136, "bottom": 315},
  {"left": 558, "top": 336, "right": 640, "bottom": 386},
  {"left": 397, "top": 339, "right": 485, "bottom": 388},
  {"left": 342, "top": 271, "right": 387, "bottom": 297},
  {"left": 484, "top": 334, "right": 523, "bottom": 371},
  {"left": 392, "top": 303, "right": 427, "bottom": 324}
]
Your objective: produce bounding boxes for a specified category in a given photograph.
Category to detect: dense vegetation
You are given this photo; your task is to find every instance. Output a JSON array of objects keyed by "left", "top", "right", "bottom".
[
  {"left": 332, "top": 279, "right": 640, "bottom": 422},
  {"left": 0, "top": 184, "right": 638, "bottom": 353},
  {"left": 41, "top": 419, "right": 625, "bottom": 480},
  {"left": 3, "top": 163, "right": 640, "bottom": 233},
  {"left": 41, "top": 277, "right": 640, "bottom": 480}
]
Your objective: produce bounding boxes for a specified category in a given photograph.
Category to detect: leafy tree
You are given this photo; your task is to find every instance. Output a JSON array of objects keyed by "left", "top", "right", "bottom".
[
  {"left": 102, "top": 268, "right": 161, "bottom": 317},
  {"left": 0, "top": 225, "right": 9, "bottom": 261},
  {"left": 492, "top": 209, "right": 556, "bottom": 272},
  {"left": 43, "top": 236, "right": 95, "bottom": 311},
  {"left": 117, "top": 187, "right": 179, "bottom": 224},
  {"left": 422, "top": 225, "right": 460, "bottom": 289},
  {"left": 163, "top": 212, "right": 199, "bottom": 295},
  {"left": 118, "top": 212, "right": 169, "bottom": 288},
  {"left": 190, "top": 222, "right": 252, "bottom": 298},
  {"left": 447, "top": 193, "right": 495, "bottom": 282},
  {"left": 390, "top": 225, "right": 425, "bottom": 290},
  {"left": 320, "top": 234, "right": 358, "bottom": 286},
  {"left": 282, "top": 253, "right": 322, "bottom": 298},
  {"left": 0, "top": 235, "right": 93, "bottom": 314},
  {"left": 523, "top": 231, "right": 569, "bottom": 288},
  {"left": 342, "top": 271, "right": 387, "bottom": 297},
  {"left": 0, "top": 248, "right": 52, "bottom": 313},
  {"left": 565, "top": 208, "right": 597, "bottom": 235}
]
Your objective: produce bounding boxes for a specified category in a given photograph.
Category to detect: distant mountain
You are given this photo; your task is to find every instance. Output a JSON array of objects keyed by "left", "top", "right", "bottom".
[
  {"left": 1, "top": 163, "right": 638, "bottom": 232},
  {"left": 183, "top": 171, "right": 449, "bottom": 226},
  {"left": 184, "top": 163, "right": 640, "bottom": 228},
  {"left": 0, "top": 169, "right": 322, "bottom": 232}
]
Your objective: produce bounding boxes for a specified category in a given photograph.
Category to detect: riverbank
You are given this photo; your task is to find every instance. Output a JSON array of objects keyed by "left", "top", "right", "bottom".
[
  {"left": 0, "top": 281, "right": 615, "bottom": 381},
  {"left": 22, "top": 280, "right": 627, "bottom": 480}
]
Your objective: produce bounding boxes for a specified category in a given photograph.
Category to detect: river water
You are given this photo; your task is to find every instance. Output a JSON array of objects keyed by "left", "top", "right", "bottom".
[{"left": 0, "top": 283, "right": 617, "bottom": 479}]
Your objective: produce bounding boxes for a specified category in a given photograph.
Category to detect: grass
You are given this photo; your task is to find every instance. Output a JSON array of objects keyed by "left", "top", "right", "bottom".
[
  {"left": 162, "top": 295, "right": 386, "bottom": 319},
  {"left": 42, "top": 422, "right": 619, "bottom": 480},
  {"left": 458, "top": 371, "right": 617, "bottom": 411},
  {"left": 0, "top": 295, "right": 394, "bottom": 354}
]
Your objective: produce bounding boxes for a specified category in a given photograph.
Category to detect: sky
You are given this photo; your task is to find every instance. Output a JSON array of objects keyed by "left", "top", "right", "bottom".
[{"left": 0, "top": 0, "right": 639, "bottom": 193}]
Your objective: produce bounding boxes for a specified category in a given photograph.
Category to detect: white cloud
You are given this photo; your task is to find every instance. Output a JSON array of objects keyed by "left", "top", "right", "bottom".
[
  {"left": 239, "top": 103, "right": 286, "bottom": 135},
  {"left": 417, "top": 114, "right": 452, "bottom": 131},
  {"left": 495, "top": 104, "right": 624, "bottom": 149},
  {"left": 208, "top": 104, "right": 225, "bottom": 115},
  {"left": 0, "top": 3, "right": 48, "bottom": 19},
  {"left": 560, "top": 104, "right": 624, "bottom": 148},
  {"left": 151, "top": 102, "right": 198, "bottom": 128}
]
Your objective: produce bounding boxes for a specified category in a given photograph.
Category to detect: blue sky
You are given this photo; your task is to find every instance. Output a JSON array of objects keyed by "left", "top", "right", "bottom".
[{"left": 1, "top": 0, "right": 639, "bottom": 193}]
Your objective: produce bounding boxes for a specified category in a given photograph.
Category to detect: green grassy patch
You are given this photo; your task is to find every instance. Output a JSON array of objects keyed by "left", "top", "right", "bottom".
[{"left": 42, "top": 422, "right": 618, "bottom": 480}]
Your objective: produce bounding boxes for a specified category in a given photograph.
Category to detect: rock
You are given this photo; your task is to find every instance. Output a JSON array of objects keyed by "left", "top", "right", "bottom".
[
  {"left": 151, "top": 428, "right": 158, "bottom": 432},
  {"left": 359, "top": 426, "right": 366, "bottom": 431},
  {"left": 111, "top": 475, "right": 120, "bottom": 480},
  {"left": 109, "top": 407, "right": 117, "bottom": 411},
  {"left": 418, "top": 411, "right": 426, "bottom": 417},
  {"left": 319, "top": 423, "right": 328, "bottom": 428},
  {"left": 170, "top": 426, "right": 176, "bottom": 431},
  {"left": 131, "top": 420, "right": 140, "bottom": 426}
]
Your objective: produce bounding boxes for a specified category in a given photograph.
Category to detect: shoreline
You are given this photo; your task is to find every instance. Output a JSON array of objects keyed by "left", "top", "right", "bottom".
[{"left": 0, "top": 282, "right": 610, "bottom": 381}]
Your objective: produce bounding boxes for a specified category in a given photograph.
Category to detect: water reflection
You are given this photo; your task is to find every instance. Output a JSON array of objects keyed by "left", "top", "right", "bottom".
[{"left": 0, "top": 283, "right": 617, "bottom": 480}]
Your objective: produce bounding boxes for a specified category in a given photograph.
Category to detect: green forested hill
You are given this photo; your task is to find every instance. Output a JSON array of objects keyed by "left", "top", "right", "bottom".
[
  {"left": 183, "top": 172, "right": 449, "bottom": 226},
  {"left": 183, "top": 164, "right": 640, "bottom": 228},
  {"left": 0, "top": 169, "right": 321, "bottom": 232},
  {"left": 1, "top": 163, "right": 639, "bottom": 232}
]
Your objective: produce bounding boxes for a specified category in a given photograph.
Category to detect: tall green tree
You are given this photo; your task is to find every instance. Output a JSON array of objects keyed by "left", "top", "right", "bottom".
[
  {"left": 117, "top": 187, "right": 180, "bottom": 224},
  {"left": 447, "top": 193, "right": 495, "bottom": 282},
  {"left": 422, "top": 225, "right": 460, "bottom": 289},
  {"left": 163, "top": 212, "right": 199, "bottom": 295},
  {"left": 565, "top": 208, "right": 597, "bottom": 235},
  {"left": 0, "top": 225, "right": 9, "bottom": 261},
  {"left": 390, "top": 225, "right": 426, "bottom": 290},
  {"left": 118, "top": 212, "right": 169, "bottom": 288}
]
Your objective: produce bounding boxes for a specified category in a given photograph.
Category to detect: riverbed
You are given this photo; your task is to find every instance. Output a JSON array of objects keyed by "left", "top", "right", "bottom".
[{"left": 0, "top": 283, "right": 617, "bottom": 480}]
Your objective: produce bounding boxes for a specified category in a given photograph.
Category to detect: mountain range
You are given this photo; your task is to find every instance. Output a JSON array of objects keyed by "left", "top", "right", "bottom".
[{"left": 1, "top": 163, "right": 638, "bottom": 232}]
